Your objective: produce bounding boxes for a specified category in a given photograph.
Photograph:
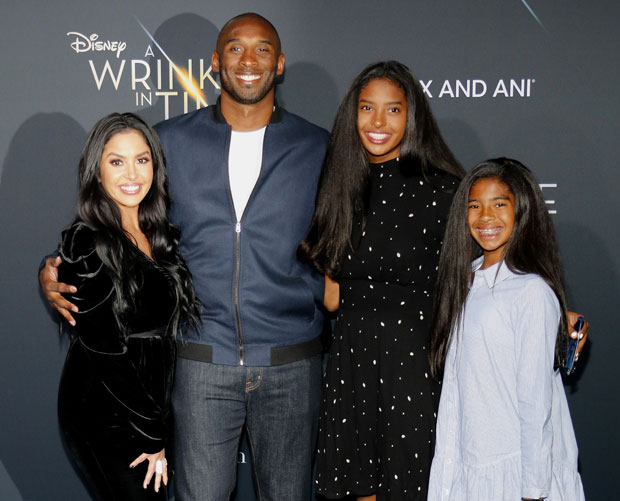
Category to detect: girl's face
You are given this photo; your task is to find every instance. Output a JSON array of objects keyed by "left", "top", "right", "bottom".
[
  {"left": 98, "top": 129, "right": 153, "bottom": 220},
  {"left": 357, "top": 78, "right": 407, "bottom": 163},
  {"left": 467, "top": 177, "right": 515, "bottom": 269}
]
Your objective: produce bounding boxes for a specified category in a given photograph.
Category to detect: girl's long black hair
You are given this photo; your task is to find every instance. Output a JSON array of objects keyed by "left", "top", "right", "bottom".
[
  {"left": 429, "top": 158, "right": 569, "bottom": 378},
  {"left": 75, "top": 112, "right": 199, "bottom": 337},
  {"left": 299, "top": 61, "right": 464, "bottom": 276}
]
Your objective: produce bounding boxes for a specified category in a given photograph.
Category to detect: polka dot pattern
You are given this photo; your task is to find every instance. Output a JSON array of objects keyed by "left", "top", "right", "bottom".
[{"left": 315, "top": 158, "right": 458, "bottom": 500}]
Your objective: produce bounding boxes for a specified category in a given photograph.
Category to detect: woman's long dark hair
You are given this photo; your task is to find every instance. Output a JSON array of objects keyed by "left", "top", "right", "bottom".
[
  {"left": 429, "top": 158, "right": 569, "bottom": 378},
  {"left": 299, "top": 61, "right": 465, "bottom": 276},
  {"left": 76, "top": 112, "right": 199, "bottom": 336}
]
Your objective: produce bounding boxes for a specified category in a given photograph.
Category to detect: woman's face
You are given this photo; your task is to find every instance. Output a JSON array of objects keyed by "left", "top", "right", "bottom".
[
  {"left": 98, "top": 129, "right": 154, "bottom": 219},
  {"left": 357, "top": 78, "right": 407, "bottom": 163}
]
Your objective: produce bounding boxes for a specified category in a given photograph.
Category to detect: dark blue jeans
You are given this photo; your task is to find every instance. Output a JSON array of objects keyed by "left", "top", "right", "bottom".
[{"left": 172, "top": 356, "right": 322, "bottom": 500}]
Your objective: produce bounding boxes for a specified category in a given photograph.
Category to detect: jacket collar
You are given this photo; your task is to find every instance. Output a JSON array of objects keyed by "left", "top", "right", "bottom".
[{"left": 209, "top": 97, "right": 284, "bottom": 125}]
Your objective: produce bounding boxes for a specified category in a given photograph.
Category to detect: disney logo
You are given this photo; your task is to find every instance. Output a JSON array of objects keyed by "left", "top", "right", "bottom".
[{"left": 67, "top": 32, "right": 127, "bottom": 58}]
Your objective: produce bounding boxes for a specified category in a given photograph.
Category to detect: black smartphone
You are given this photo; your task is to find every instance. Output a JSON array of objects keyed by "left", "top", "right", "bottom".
[{"left": 564, "top": 316, "right": 584, "bottom": 375}]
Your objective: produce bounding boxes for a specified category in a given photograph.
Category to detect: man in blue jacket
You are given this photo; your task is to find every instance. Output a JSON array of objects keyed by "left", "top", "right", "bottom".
[{"left": 41, "top": 12, "right": 328, "bottom": 500}]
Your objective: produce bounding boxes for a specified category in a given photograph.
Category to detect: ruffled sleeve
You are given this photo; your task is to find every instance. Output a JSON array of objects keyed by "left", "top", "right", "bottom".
[
  {"left": 58, "top": 222, "right": 112, "bottom": 316},
  {"left": 58, "top": 222, "right": 168, "bottom": 453}
]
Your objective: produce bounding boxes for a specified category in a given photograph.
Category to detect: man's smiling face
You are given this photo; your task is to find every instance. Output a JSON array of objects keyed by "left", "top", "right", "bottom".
[{"left": 212, "top": 16, "right": 284, "bottom": 105}]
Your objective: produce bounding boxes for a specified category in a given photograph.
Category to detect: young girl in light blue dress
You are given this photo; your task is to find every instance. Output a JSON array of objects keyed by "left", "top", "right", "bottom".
[{"left": 428, "top": 158, "right": 584, "bottom": 500}]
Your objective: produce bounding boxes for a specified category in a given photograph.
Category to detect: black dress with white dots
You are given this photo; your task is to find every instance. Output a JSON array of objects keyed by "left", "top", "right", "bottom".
[{"left": 315, "top": 158, "right": 458, "bottom": 500}]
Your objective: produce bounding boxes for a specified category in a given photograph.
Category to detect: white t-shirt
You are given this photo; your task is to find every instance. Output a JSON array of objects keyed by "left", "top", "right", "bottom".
[{"left": 228, "top": 127, "right": 266, "bottom": 221}]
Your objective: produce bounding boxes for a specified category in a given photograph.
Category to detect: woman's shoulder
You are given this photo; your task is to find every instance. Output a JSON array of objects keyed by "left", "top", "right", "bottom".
[
  {"left": 58, "top": 222, "right": 109, "bottom": 303},
  {"left": 59, "top": 221, "right": 99, "bottom": 265}
]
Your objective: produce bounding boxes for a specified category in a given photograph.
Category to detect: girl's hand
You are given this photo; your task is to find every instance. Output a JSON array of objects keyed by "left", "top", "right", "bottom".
[
  {"left": 567, "top": 311, "right": 589, "bottom": 361},
  {"left": 129, "top": 448, "right": 168, "bottom": 492}
]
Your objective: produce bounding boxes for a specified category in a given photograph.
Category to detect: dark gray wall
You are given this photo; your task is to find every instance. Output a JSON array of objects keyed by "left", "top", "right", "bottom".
[{"left": 1, "top": 1, "right": 618, "bottom": 499}]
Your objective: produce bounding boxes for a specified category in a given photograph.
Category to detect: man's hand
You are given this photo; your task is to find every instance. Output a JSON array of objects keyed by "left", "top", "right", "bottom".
[
  {"left": 323, "top": 274, "right": 340, "bottom": 312},
  {"left": 567, "top": 311, "right": 588, "bottom": 360},
  {"left": 40, "top": 256, "right": 78, "bottom": 326}
]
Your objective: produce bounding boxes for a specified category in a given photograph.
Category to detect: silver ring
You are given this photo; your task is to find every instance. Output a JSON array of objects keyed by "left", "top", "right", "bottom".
[
  {"left": 163, "top": 458, "right": 168, "bottom": 465},
  {"left": 155, "top": 459, "right": 163, "bottom": 474}
]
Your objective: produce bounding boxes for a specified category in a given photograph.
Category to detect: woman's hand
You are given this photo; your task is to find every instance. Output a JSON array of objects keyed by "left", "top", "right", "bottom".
[{"left": 129, "top": 448, "right": 168, "bottom": 492}]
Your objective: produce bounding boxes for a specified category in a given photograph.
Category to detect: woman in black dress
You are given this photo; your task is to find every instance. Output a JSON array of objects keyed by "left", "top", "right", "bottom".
[
  {"left": 56, "top": 113, "right": 199, "bottom": 500},
  {"left": 300, "top": 61, "right": 464, "bottom": 500}
]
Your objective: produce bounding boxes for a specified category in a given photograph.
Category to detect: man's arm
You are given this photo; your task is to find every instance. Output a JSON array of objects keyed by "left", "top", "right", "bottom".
[
  {"left": 323, "top": 274, "right": 340, "bottom": 312},
  {"left": 39, "top": 256, "right": 78, "bottom": 326}
]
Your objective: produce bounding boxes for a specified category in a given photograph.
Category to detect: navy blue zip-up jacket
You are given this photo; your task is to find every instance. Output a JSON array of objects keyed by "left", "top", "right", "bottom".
[{"left": 154, "top": 102, "right": 329, "bottom": 366}]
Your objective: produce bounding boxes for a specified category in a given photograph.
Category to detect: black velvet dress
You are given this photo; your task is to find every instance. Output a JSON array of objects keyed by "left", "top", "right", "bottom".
[
  {"left": 315, "top": 159, "right": 457, "bottom": 500},
  {"left": 57, "top": 222, "right": 176, "bottom": 500}
]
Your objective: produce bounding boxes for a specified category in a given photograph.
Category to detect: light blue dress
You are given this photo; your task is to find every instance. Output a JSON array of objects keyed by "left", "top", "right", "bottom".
[{"left": 428, "top": 259, "right": 584, "bottom": 500}]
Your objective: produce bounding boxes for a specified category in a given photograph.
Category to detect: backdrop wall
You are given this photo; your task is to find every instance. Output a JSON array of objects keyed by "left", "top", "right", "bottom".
[{"left": 1, "top": 1, "right": 618, "bottom": 499}]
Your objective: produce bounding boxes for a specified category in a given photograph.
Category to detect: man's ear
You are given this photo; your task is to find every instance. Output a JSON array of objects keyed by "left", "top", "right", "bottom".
[
  {"left": 276, "top": 53, "right": 285, "bottom": 76},
  {"left": 211, "top": 50, "right": 220, "bottom": 73}
]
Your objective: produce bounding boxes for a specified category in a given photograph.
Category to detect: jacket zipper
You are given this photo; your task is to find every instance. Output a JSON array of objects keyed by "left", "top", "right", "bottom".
[
  {"left": 224, "top": 128, "right": 246, "bottom": 366},
  {"left": 233, "top": 222, "right": 244, "bottom": 365},
  {"left": 228, "top": 124, "right": 269, "bottom": 366}
]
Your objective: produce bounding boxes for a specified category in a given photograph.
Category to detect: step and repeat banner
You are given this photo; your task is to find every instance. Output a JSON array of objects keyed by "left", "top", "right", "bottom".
[{"left": 1, "top": 1, "right": 618, "bottom": 499}]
